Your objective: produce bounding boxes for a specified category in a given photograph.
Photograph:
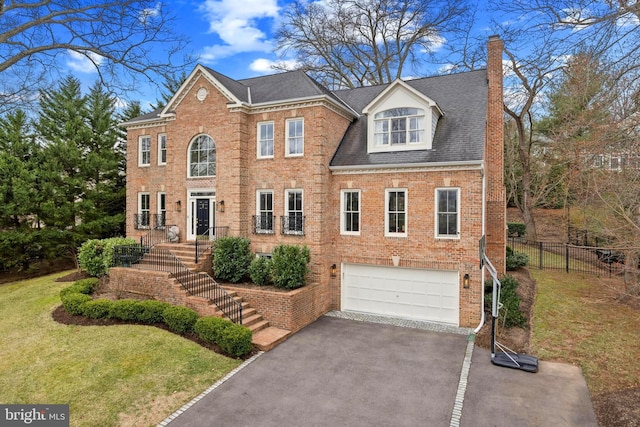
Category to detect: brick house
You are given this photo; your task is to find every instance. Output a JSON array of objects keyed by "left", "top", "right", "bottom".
[{"left": 122, "top": 36, "right": 505, "bottom": 330}]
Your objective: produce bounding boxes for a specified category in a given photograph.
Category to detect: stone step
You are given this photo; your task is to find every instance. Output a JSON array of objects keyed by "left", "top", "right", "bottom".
[
  {"left": 252, "top": 327, "right": 292, "bottom": 352},
  {"left": 246, "top": 319, "right": 270, "bottom": 334}
]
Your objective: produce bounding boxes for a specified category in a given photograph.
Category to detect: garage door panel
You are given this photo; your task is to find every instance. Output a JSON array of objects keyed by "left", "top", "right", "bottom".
[{"left": 342, "top": 264, "right": 459, "bottom": 325}]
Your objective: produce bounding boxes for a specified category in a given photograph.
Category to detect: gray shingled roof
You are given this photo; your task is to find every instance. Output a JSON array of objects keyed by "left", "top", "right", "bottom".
[{"left": 330, "top": 69, "right": 488, "bottom": 168}]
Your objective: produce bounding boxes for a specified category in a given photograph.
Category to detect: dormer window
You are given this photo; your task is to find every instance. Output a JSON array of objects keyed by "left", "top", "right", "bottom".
[
  {"left": 374, "top": 108, "right": 425, "bottom": 146},
  {"left": 363, "top": 80, "right": 442, "bottom": 154}
]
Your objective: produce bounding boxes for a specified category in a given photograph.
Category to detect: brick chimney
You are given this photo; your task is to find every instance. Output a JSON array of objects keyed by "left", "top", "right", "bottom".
[{"left": 484, "top": 35, "right": 506, "bottom": 274}]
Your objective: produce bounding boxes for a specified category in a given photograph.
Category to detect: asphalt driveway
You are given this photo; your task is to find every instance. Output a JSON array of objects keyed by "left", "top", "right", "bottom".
[{"left": 164, "top": 315, "right": 597, "bottom": 427}]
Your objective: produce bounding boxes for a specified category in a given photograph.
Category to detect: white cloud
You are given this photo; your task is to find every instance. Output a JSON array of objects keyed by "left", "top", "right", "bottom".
[
  {"left": 139, "top": 3, "right": 161, "bottom": 26},
  {"left": 198, "top": 0, "right": 279, "bottom": 62},
  {"left": 249, "top": 58, "right": 300, "bottom": 74},
  {"left": 66, "top": 50, "right": 103, "bottom": 73}
]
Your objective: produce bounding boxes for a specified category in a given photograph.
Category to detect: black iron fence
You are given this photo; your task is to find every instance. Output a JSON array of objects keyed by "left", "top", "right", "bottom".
[
  {"left": 195, "top": 226, "right": 229, "bottom": 264},
  {"left": 281, "top": 215, "right": 305, "bottom": 235},
  {"left": 140, "top": 225, "right": 177, "bottom": 248},
  {"left": 508, "top": 237, "right": 626, "bottom": 277},
  {"left": 112, "top": 245, "right": 242, "bottom": 324}
]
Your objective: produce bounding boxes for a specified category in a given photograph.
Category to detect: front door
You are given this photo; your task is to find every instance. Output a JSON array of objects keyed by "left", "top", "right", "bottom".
[{"left": 196, "top": 198, "right": 210, "bottom": 236}]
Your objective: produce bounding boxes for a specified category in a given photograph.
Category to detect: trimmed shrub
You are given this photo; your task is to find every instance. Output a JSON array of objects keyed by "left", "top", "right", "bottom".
[
  {"left": 218, "top": 324, "right": 253, "bottom": 357},
  {"left": 270, "top": 244, "right": 310, "bottom": 289},
  {"left": 163, "top": 305, "right": 198, "bottom": 335},
  {"left": 61, "top": 292, "right": 92, "bottom": 315},
  {"left": 249, "top": 256, "right": 271, "bottom": 286},
  {"left": 60, "top": 278, "right": 100, "bottom": 298},
  {"left": 213, "top": 237, "right": 253, "bottom": 283},
  {"left": 485, "top": 275, "right": 526, "bottom": 328},
  {"left": 507, "top": 222, "right": 526, "bottom": 237},
  {"left": 506, "top": 246, "right": 529, "bottom": 271},
  {"left": 137, "top": 300, "right": 172, "bottom": 324},
  {"left": 78, "top": 237, "right": 137, "bottom": 277},
  {"left": 82, "top": 299, "right": 113, "bottom": 319},
  {"left": 194, "top": 316, "right": 230, "bottom": 344},
  {"left": 110, "top": 299, "right": 144, "bottom": 321}
]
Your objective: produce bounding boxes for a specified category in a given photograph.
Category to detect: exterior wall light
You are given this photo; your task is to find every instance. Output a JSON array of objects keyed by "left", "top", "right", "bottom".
[
  {"left": 463, "top": 273, "right": 470, "bottom": 289},
  {"left": 218, "top": 200, "right": 225, "bottom": 212},
  {"left": 331, "top": 264, "right": 337, "bottom": 277},
  {"left": 175, "top": 200, "right": 181, "bottom": 212}
]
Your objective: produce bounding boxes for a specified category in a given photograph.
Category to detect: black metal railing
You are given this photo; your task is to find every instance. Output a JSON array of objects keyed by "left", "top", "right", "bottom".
[
  {"left": 140, "top": 224, "right": 177, "bottom": 248},
  {"left": 281, "top": 215, "right": 305, "bottom": 235},
  {"left": 252, "top": 214, "right": 275, "bottom": 234},
  {"left": 507, "top": 237, "right": 627, "bottom": 277},
  {"left": 112, "top": 245, "right": 242, "bottom": 324},
  {"left": 153, "top": 213, "right": 166, "bottom": 229},
  {"left": 133, "top": 213, "right": 150, "bottom": 229},
  {"left": 195, "top": 226, "right": 229, "bottom": 264}
]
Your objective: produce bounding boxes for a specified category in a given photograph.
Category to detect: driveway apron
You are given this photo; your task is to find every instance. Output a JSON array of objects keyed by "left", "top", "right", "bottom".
[{"left": 168, "top": 316, "right": 468, "bottom": 427}]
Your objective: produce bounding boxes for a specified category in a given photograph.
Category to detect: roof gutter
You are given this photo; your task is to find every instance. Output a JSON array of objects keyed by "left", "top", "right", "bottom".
[{"left": 329, "top": 159, "right": 483, "bottom": 172}]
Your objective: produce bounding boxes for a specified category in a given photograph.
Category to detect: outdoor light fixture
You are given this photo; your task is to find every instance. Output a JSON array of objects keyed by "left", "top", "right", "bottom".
[
  {"left": 218, "top": 200, "right": 225, "bottom": 212},
  {"left": 331, "top": 264, "right": 337, "bottom": 277},
  {"left": 175, "top": 200, "right": 181, "bottom": 212},
  {"left": 463, "top": 273, "right": 470, "bottom": 289}
]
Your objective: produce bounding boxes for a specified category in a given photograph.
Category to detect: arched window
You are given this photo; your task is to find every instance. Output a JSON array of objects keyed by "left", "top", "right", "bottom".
[{"left": 188, "top": 135, "right": 216, "bottom": 177}]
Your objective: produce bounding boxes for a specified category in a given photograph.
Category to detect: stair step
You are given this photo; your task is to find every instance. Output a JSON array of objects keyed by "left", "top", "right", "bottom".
[
  {"left": 246, "top": 319, "right": 269, "bottom": 333},
  {"left": 242, "top": 314, "right": 264, "bottom": 327},
  {"left": 252, "top": 327, "right": 292, "bottom": 351}
]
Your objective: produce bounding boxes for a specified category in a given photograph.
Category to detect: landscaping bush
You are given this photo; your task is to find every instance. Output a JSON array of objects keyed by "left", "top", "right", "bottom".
[
  {"left": 213, "top": 237, "right": 253, "bottom": 283},
  {"left": 60, "top": 278, "right": 100, "bottom": 298},
  {"left": 163, "top": 305, "right": 198, "bottom": 335},
  {"left": 485, "top": 275, "right": 526, "bottom": 328},
  {"left": 218, "top": 324, "right": 253, "bottom": 357},
  {"left": 78, "top": 237, "right": 137, "bottom": 277},
  {"left": 249, "top": 256, "right": 271, "bottom": 285},
  {"left": 507, "top": 222, "right": 526, "bottom": 237},
  {"left": 137, "top": 300, "right": 172, "bottom": 324},
  {"left": 110, "top": 299, "right": 144, "bottom": 321},
  {"left": 270, "top": 244, "right": 310, "bottom": 289},
  {"left": 506, "top": 246, "right": 529, "bottom": 271},
  {"left": 61, "top": 292, "right": 92, "bottom": 315},
  {"left": 82, "top": 299, "right": 113, "bottom": 319},
  {"left": 194, "top": 316, "right": 231, "bottom": 344}
]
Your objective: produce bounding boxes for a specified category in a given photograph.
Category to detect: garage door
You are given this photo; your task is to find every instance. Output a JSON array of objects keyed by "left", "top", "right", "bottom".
[{"left": 342, "top": 264, "right": 459, "bottom": 325}]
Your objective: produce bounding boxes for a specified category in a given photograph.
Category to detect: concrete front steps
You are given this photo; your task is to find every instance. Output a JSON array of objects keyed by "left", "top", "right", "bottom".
[{"left": 135, "top": 243, "right": 291, "bottom": 351}]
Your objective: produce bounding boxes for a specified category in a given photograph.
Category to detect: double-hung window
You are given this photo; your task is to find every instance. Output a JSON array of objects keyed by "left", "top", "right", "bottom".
[
  {"left": 385, "top": 189, "right": 407, "bottom": 236},
  {"left": 257, "top": 122, "right": 274, "bottom": 158},
  {"left": 136, "top": 193, "right": 150, "bottom": 229},
  {"left": 436, "top": 188, "right": 459, "bottom": 238},
  {"left": 340, "top": 190, "right": 360, "bottom": 235},
  {"left": 158, "top": 134, "right": 167, "bottom": 165},
  {"left": 256, "top": 190, "right": 274, "bottom": 233},
  {"left": 284, "top": 189, "right": 304, "bottom": 234},
  {"left": 157, "top": 192, "right": 166, "bottom": 229},
  {"left": 374, "top": 108, "right": 425, "bottom": 146},
  {"left": 139, "top": 136, "right": 151, "bottom": 166},
  {"left": 286, "top": 118, "right": 304, "bottom": 156}
]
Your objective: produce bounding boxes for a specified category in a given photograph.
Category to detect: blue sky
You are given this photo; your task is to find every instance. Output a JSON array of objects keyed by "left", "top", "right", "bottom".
[{"left": 66, "top": 0, "right": 496, "bottom": 109}]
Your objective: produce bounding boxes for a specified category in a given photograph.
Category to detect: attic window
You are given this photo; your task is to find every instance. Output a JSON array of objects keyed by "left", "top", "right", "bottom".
[{"left": 374, "top": 108, "right": 425, "bottom": 146}]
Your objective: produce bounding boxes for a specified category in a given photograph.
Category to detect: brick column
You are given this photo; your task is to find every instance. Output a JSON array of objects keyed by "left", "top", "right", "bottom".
[{"left": 485, "top": 35, "right": 506, "bottom": 274}]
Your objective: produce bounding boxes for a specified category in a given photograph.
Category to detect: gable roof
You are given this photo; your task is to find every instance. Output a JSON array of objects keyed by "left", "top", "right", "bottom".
[{"left": 330, "top": 69, "right": 488, "bottom": 169}]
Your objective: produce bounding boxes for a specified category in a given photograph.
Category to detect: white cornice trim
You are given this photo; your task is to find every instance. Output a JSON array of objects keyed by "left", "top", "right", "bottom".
[
  {"left": 228, "top": 95, "right": 357, "bottom": 121},
  {"left": 330, "top": 161, "right": 483, "bottom": 174},
  {"left": 122, "top": 116, "right": 174, "bottom": 130}
]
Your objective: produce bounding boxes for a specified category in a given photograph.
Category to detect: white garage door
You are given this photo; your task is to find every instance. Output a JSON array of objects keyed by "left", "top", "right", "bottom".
[{"left": 342, "top": 264, "right": 459, "bottom": 325}]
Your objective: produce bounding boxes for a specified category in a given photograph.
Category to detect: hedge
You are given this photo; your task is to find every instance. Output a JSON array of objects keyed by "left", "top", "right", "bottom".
[
  {"left": 249, "top": 256, "right": 271, "bottom": 285},
  {"left": 82, "top": 299, "right": 113, "bottom": 319},
  {"left": 61, "top": 292, "right": 92, "bottom": 315},
  {"left": 163, "top": 305, "right": 199, "bottom": 335},
  {"left": 194, "top": 316, "right": 253, "bottom": 357},
  {"left": 78, "top": 237, "right": 138, "bottom": 277},
  {"left": 213, "top": 237, "right": 253, "bottom": 283},
  {"left": 270, "top": 244, "right": 310, "bottom": 289},
  {"left": 485, "top": 275, "right": 527, "bottom": 328}
]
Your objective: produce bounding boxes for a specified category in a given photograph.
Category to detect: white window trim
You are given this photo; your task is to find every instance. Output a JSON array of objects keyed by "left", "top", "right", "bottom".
[
  {"left": 435, "top": 188, "right": 461, "bottom": 239},
  {"left": 138, "top": 192, "right": 151, "bottom": 229},
  {"left": 158, "top": 133, "right": 167, "bottom": 165},
  {"left": 256, "top": 190, "right": 274, "bottom": 234},
  {"left": 138, "top": 135, "right": 151, "bottom": 167},
  {"left": 187, "top": 134, "right": 216, "bottom": 178},
  {"left": 257, "top": 121, "right": 274, "bottom": 159},
  {"left": 385, "top": 188, "right": 407, "bottom": 237},
  {"left": 284, "top": 188, "right": 304, "bottom": 235},
  {"left": 285, "top": 118, "right": 304, "bottom": 157},
  {"left": 340, "top": 189, "right": 361, "bottom": 236}
]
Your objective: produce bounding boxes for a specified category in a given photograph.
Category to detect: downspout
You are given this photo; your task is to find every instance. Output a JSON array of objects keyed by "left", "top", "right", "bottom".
[{"left": 474, "top": 165, "right": 487, "bottom": 333}]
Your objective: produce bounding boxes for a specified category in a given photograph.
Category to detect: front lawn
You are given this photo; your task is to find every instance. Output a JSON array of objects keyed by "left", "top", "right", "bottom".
[
  {"left": 0, "top": 271, "right": 242, "bottom": 426},
  {"left": 530, "top": 269, "right": 640, "bottom": 425}
]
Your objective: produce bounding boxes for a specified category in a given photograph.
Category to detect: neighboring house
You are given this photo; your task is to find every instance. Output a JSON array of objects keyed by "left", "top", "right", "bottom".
[{"left": 122, "top": 36, "right": 506, "bottom": 329}]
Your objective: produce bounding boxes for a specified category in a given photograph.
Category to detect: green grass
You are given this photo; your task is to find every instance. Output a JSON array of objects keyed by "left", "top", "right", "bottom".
[
  {"left": 531, "top": 269, "right": 640, "bottom": 394},
  {"left": 0, "top": 271, "right": 242, "bottom": 426}
]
